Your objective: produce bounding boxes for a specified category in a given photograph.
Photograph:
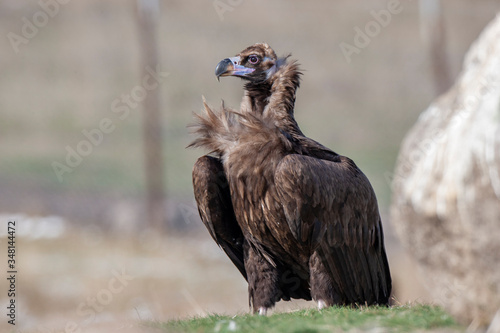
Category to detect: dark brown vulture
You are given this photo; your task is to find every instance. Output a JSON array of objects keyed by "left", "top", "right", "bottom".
[{"left": 190, "top": 43, "right": 391, "bottom": 314}]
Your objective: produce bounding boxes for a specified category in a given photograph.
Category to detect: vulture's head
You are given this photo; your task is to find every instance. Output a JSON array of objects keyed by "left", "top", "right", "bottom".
[{"left": 215, "top": 43, "right": 281, "bottom": 84}]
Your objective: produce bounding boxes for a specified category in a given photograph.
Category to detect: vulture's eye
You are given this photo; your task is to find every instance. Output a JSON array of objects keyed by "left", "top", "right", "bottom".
[{"left": 248, "top": 55, "right": 260, "bottom": 65}]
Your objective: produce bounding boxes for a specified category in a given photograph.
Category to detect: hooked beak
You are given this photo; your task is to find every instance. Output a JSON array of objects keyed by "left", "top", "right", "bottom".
[{"left": 215, "top": 56, "right": 255, "bottom": 81}]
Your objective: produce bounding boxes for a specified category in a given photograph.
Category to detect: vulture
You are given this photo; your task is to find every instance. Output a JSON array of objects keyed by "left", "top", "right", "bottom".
[{"left": 190, "top": 43, "right": 391, "bottom": 314}]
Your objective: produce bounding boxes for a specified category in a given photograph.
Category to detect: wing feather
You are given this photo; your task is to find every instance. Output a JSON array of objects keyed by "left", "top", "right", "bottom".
[
  {"left": 193, "top": 155, "right": 247, "bottom": 279},
  {"left": 275, "top": 154, "right": 391, "bottom": 304}
]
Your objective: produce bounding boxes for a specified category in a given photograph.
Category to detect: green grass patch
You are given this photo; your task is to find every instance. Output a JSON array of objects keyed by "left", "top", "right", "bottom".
[{"left": 148, "top": 304, "right": 462, "bottom": 333}]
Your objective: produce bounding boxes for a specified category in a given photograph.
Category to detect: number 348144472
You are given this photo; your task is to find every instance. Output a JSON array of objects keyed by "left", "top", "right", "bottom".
[{"left": 7, "top": 221, "right": 15, "bottom": 270}]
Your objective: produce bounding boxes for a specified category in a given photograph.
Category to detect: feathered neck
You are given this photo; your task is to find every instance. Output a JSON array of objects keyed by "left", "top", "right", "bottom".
[
  {"left": 242, "top": 59, "right": 303, "bottom": 136},
  {"left": 242, "top": 81, "right": 272, "bottom": 114}
]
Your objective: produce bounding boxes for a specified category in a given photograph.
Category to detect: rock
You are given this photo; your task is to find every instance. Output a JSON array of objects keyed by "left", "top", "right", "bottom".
[{"left": 390, "top": 13, "right": 500, "bottom": 327}]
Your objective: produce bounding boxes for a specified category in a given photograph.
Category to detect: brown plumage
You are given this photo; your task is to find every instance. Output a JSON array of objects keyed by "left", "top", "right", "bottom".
[{"left": 190, "top": 43, "right": 391, "bottom": 314}]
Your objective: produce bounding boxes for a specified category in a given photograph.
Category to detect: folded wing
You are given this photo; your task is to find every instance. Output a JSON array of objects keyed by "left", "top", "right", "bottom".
[
  {"left": 275, "top": 154, "right": 391, "bottom": 304},
  {"left": 192, "top": 155, "right": 247, "bottom": 279}
]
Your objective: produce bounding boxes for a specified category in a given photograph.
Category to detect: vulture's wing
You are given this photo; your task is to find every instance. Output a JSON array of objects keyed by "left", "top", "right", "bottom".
[
  {"left": 275, "top": 154, "right": 391, "bottom": 304},
  {"left": 193, "top": 155, "right": 247, "bottom": 279}
]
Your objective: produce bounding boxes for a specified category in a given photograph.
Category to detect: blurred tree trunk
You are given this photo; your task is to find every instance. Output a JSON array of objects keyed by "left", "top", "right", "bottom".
[
  {"left": 136, "top": 0, "right": 166, "bottom": 231},
  {"left": 420, "top": 0, "right": 452, "bottom": 95}
]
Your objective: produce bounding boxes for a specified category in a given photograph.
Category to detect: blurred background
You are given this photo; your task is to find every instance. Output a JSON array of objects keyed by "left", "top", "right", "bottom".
[{"left": 0, "top": 0, "right": 499, "bottom": 331}]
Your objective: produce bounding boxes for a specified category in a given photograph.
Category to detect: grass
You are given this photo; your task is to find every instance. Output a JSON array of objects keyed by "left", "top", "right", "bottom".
[{"left": 149, "top": 304, "right": 462, "bottom": 333}]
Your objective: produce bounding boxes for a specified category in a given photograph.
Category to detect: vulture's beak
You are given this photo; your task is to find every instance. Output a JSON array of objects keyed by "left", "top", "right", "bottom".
[{"left": 215, "top": 56, "right": 255, "bottom": 81}]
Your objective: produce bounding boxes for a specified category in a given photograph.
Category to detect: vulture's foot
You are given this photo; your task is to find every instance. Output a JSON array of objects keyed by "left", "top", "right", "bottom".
[
  {"left": 258, "top": 307, "right": 268, "bottom": 316},
  {"left": 317, "top": 300, "right": 328, "bottom": 310},
  {"left": 309, "top": 251, "right": 335, "bottom": 307},
  {"left": 245, "top": 240, "right": 280, "bottom": 315}
]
